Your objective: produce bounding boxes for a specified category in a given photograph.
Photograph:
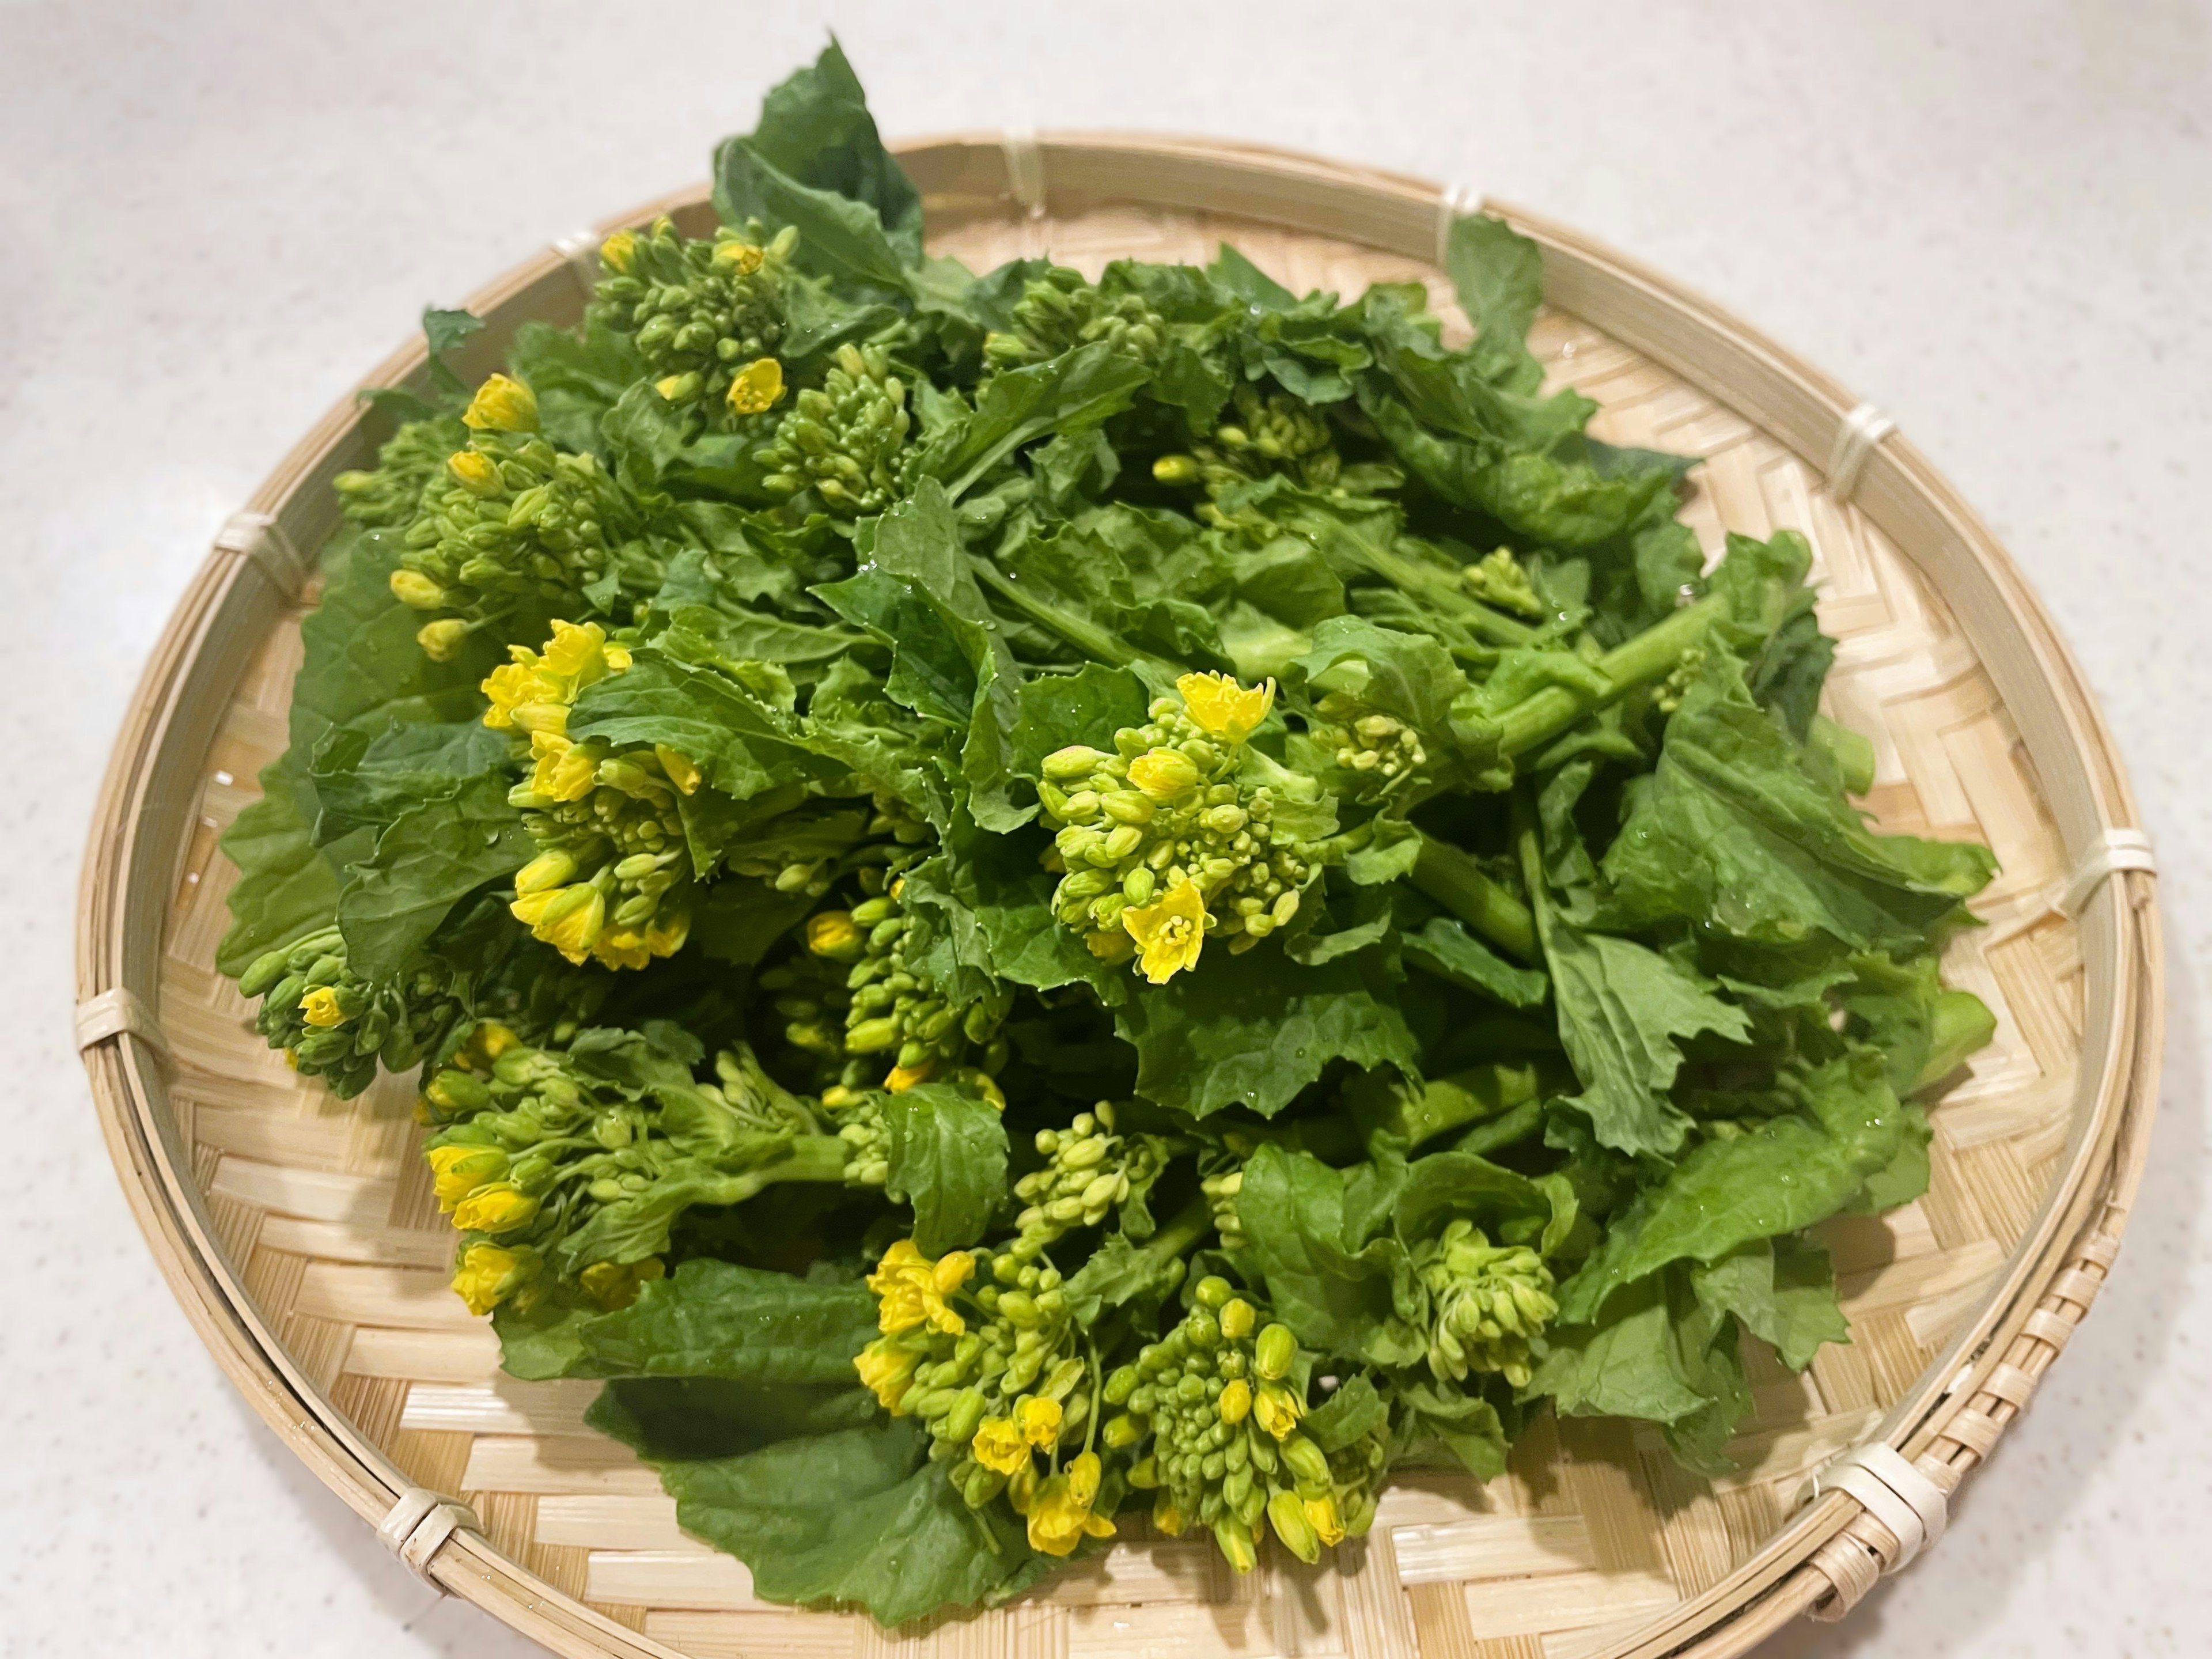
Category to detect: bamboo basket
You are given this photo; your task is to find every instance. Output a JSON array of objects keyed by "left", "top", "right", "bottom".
[{"left": 75, "top": 136, "right": 2162, "bottom": 1659}]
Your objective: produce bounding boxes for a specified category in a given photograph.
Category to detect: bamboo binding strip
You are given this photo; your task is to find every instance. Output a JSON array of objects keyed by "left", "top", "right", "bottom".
[{"left": 77, "top": 135, "right": 2160, "bottom": 1659}]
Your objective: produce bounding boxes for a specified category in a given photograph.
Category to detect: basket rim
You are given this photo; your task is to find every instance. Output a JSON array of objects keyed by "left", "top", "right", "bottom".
[{"left": 74, "top": 131, "right": 2162, "bottom": 1659}]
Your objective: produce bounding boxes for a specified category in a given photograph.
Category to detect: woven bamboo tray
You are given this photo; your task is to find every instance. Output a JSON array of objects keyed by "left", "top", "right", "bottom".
[{"left": 77, "top": 135, "right": 2161, "bottom": 1659}]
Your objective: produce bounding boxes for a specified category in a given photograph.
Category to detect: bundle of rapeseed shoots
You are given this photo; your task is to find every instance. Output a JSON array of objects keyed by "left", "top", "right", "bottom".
[{"left": 215, "top": 44, "right": 2001, "bottom": 1626}]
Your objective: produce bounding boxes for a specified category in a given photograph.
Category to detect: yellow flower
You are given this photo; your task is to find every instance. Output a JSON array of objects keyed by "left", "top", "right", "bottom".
[
  {"left": 450, "top": 1242, "right": 536, "bottom": 1316},
  {"left": 726, "top": 357, "right": 786, "bottom": 415},
  {"left": 513, "top": 848, "right": 579, "bottom": 897},
  {"left": 1152, "top": 1494, "right": 1187, "bottom": 1536},
  {"left": 537, "top": 885, "right": 607, "bottom": 964},
  {"left": 1305, "top": 1494, "right": 1346, "bottom": 1548},
  {"left": 641, "top": 907, "right": 691, "bottom": 959},
  {"left": 1176, "top": 671, "right": 1275, "bottom": 742},
  {"left": 446, "top": 448, "right": 503, "bottom": 496},
  {"left": 298, "top": 986, "right": 347, "bottom": 1028},
  {"left": 711, "top": 238, "right": 764, "bottom": 274},
  {"left": 1026, "top": 1452, "right": 1116, "bottom": 1556},
  {"left": 971, "top": 1417, "right": 1031, "bottom": 1476},
  {"left": 416, "top": 619, "right": 469, "bottom": 661},
  {"left": 865, "top": 1239, "right": 971, "bottom": 1335},
  {"left": 653, "top": 744, "right": 700, "bottom": 794},
  {"left": 884, "top": 1059, "right": 936, "bottom": 1092},
  {"left": 854, "top": 1336, "right": 921, "bottom": 1412},
  {"left": 461, "top": 1021, "right": 519, "bottom": 1066},
  {"left": 1217, "top": 1377, "right": 1252, "bottom": 1425},
  {"left": 1122, "top": 879, "right": 1208, "bottom": 985},
  {"left": 539, "top": 618, "right": 609, "bottom": 679},
  {"left": 579, "top": 1256, "right": 664, "bottom": 1311},
  {"left": 805, "top": 911, "right": 863, "bottom": 960},
  {"left": 529, "top": 731, "right": 599, "bottom": 801},
  {"left": 484, "top": 620, "right": 630, "bottom": 736},
  {"left": 1254, "top": 1380, "right": 1303, "bottom": 1440},
  {"left": 592, "top": 928, "right": 652, "bottom": 972},
  {"left": 463, "top": 373, "right": 539, "bottom": 433},
  {"left": 1015, "top": 1395, "right": 1063, "bottom": 1448},
  {"left": 1126, "top": 749, "right": 1201, "bottom": 801},
  {"left": 452, "top": 1183, "right": 540, "bottom": 1234},
  {"left": 389, "top": 569, "right": 449, "bottom": 610},
  {"left": 426, "top": 1144, "right": 506, "bottom": 1210},
  {"left": 599, "top": 229, "right": 638, "bottom": 274}
]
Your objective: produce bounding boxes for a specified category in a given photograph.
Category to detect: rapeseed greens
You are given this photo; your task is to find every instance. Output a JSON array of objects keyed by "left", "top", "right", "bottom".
[{"left": 217, "top": 42, "right": 1998, "bottom": 1623}]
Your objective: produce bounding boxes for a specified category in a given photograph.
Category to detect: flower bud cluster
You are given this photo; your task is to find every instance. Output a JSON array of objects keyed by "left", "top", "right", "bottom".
[
  {"left": 485, "top": 621, "right": 700, "bottom": 971},
  {"left": 1199, "top": 1161, "right": 1248, "bottom": 1252},
  {"left": 1153, "top": 384, "right": 1342, "bottom": 496},
  {"left": 592, "top": 217, "right": 797, "bottom": 426},
  {"left": 1004, "top": 1104, "right": 1166, "bottom": 1262},
  {"left": 980, "top": 266, "right": 1168, "bottom": 370},
  {"left": 422, "top": 1032, "right": 821, "bottom": 1312},
  {"left": 794, "top": 855, "right": 1011, "bottom": 1092},
  {"left": 392, "top": 376, "right": 646, "bottom": 642},
  {"left": 854, "top": 1237, "right": 1113, "bottom": 1554},
  {"left": 1459, "top": 547, "right": 1545, "bottom": 619},
  {"left": 1037, "top": 674, "right": 1310, "bottom": 983},
  {"left": 237, "top": 926, "right": 465, "bottom": 1098},
  {"left": 1653, "top": 644, "right": 1709, "bottom": 717},
  {"left": 754, "top": 342, "right": 916, "bottom": 518},
  {"left": 1308, "top": 691, "right": 1427, "bottom": 791},
  {"left": 333, "top": 414, "right": 468, "bottom": 531},
  {"left": 1416, "top": 1219, "right": 1558, "bottom": 1389},
  {"left": 1111, "top": 1279, "right": 1343, "bottom": 1569}
]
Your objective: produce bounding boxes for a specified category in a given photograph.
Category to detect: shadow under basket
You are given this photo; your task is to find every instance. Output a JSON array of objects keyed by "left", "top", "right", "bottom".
[{"left": 76, "top": 135, "right": 2161, "bottom": 1659}]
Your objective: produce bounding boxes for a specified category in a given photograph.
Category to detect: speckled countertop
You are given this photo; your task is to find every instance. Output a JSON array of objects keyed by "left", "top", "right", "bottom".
[{"left": 3, "top": 3, "right": 2206, "bottom": 1654}]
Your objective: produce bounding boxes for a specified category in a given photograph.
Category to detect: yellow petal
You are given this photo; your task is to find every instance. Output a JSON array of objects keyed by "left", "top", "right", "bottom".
[
  {"left": 463, "top": 373, "right": 539, "bottom": 433},
  {"left": 1176, "top": 672, "right": 1274, "bottom": 741},
  {"left": 1127, "top": 749, "right": 1200, "bottom": 801},
  {"left": 1122, "top": 880, "right": 1208, "bottom": 984},
  {"left": 445, "top": 448, "right": 503, "bottom": 497},
  {"left": 298, "top": 986, "right": 347, "bottom": 1028},
  {"left": 726, "top": 357, "right": 786, "bottom": 415}
]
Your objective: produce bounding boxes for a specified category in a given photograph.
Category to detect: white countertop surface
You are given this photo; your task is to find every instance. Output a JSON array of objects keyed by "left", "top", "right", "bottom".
[{"left": 3, "top": 2, "right": 2206, "bottom": 1654}]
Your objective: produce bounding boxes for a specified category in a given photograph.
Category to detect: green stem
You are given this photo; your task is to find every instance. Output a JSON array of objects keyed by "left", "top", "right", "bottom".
[
  {"left": 1494, "top": 593, "right": 1723, "bottom": 758},
  {"left": 737, "top": 1132, "right": 857, "bottom": 1199},
  {"left": 1357, "top": 542, "right": 1537, "bottom": 650},
  {"left": 1449, "top": 1097, "right": 1544, "bottom": 1158},
  {"left": 1410, "top": 832, "right": 1538, "bottom": 961},
  {"left": 967, "top": 554, "right": 1185, "bottom": 679},
  {"left": 1139, "top": 1193, "right": 1217, "bottom": 1267},
  {"left": 1509, "top": 785, "right": 1555, "bottom": 957}
]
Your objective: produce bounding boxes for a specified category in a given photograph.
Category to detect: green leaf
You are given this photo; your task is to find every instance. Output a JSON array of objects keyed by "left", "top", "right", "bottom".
[
  {"left": 1604, "top": 649, "right": 1997, "bottom": 950},
  {"left": 1532, "top": 1277, "right": 1705, "bottom": 1422},
  {"left": 579, "top": 1259, "right": 878, "bottom": 1381},
  {"left": 714, "top": 40, "right": 923, "bottom": 267},
  {"left": 1555, "top": 1052, "right": 1908, "bottom": 1324},
  {"left": 1113, "top": 945, "right": 1419, "bottom": 1119},
  {"left": 881, "top": 1083, "right": 1010, "bottom": 1256},
  {"left": 1441, "top": 213, "right": 1547, "bottom": 394},
  {"left": 1402, "top": 918, "right": 1550, "bottom": 1010},
  {"left": 1392, "top": 1150, "right": 1554, "bottom": 1247},
  {"left": 1234, "top": 1146, "right": 1425, "bottom": 1367},
  {"left": 569, "top": 649, "right": 838, "bottom": 804},
  {"left": 1536, "top": 912, "right": 1751, "bottom": 1158},
  {"left": 1690, "top": 1237, "right": 1848, "bottom": 1372},
  {"left": 336, "top": 771, "right": 534, "bottom": 979},
  {"left": 309, "top": 718, "right": 509, "bottom": 844},
  {"left": 1063, "top": 1230, "right": 1184, "bottom": 1330},
  {"left": 1009, "top": 664, "right": 1150, "bottom": 778},
  {"left": 592, "top": 1398, "right": 1048, "bottom": 1624},
  {"left": 923, "top": 342, "right": 1152, "bottom": 498},
  {"left": 507, "top": 315, "right": 643, "bottom": 456},
  {"left": 1303, "top": 1372, "right": 1389, "bottom": 1452},
  {"left": 215, "top": 749, "right": 370, "bottom": 977}
]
